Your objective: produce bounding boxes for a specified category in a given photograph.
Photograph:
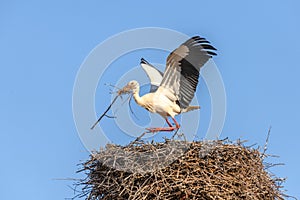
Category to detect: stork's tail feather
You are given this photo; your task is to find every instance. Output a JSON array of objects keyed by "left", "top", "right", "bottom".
[{"left": 181, "top": 105, "right": 201, "bottom": 113}]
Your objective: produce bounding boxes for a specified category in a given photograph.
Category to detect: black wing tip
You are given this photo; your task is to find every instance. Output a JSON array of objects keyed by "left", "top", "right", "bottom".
[
  {"left": 191, "top": 36, "right": 205, "bottom": 40},
  {"left": 140, "top": 58, "right": 149, "bottom": 64},
  {"left": 201, "top": 44, "right": 217, "bottom": 51},
  {"left": 190, "top": 35, "right": 217, "bottom": 56},
  {"left": 207, "top": 51, "right": 217, "bottom": 56},
  {"left": 141, "top": 58, "right": 146, "bottom": 63}
]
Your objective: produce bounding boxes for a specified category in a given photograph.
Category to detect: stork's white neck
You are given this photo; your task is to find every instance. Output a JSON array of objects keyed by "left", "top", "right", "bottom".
[{"left": 132, "top": 87, "right": 144, "bottom": 106}]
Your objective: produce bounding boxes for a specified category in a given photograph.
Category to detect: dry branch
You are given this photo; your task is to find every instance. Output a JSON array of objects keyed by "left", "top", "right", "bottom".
[{"left": 90, "top": 85, "right": 132, "bottom": 130}]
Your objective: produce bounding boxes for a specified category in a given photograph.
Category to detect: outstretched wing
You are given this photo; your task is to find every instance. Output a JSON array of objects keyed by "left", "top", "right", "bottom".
[
  {"left": 159, "top": 36, "right": 217, "bottom": 109},
  {"left": 140, "top": 58, "right": 164, "bottom": 93}
]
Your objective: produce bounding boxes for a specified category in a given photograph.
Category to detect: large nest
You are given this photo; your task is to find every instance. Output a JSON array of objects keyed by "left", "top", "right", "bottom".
[{"left": 76, "top": 139, "right": 286, "bottom": 200}]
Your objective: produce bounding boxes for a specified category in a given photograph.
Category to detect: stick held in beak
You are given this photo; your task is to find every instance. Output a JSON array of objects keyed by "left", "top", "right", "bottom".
[{"left": 91, "top": 82, "right": 133, "bottom": 130}]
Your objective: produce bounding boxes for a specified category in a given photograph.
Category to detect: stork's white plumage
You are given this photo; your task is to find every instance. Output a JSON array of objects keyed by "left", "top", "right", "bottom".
[{"left": 124, "top": 36, "right": 217, "bottom": 132}]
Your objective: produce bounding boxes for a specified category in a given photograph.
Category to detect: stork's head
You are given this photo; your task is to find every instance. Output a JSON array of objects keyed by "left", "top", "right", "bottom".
[{"left": 123, "top": 80, "right": 139, "bottom": 93}]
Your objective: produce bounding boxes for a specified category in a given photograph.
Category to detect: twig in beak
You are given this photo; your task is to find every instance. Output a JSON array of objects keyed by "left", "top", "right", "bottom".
[
  {"left": 104, "top": 83, "right": 122, "bottom": 91},
  {"left": 90, "top": 95, "right": 119, "bottom": 130},
  {"left": 90, "top": 83, "right": 134, "bottom": 130}
]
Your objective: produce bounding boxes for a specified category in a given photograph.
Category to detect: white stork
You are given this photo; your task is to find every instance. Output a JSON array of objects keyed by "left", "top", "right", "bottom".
[{"left": 124, "top": 36, "right": 217, "bottom": 132}]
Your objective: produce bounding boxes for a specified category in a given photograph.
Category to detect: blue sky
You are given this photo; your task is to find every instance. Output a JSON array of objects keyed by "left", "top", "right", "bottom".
[{"left": 1, "top": 0, "right": 300, "bottom": 199}]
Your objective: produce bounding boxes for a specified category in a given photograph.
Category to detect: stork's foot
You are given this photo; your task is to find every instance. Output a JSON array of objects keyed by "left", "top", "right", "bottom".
[
  {"left": 146, "top": 126, "right": 179, "bottom": 133},
  {"left": 146, "top": 118, "right": 180, "bottom": 133}
]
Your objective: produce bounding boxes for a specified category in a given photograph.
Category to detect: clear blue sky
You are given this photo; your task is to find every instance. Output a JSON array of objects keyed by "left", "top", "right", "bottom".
[{"left": 1, "top": 0, "right": 300, "bottom": 199}]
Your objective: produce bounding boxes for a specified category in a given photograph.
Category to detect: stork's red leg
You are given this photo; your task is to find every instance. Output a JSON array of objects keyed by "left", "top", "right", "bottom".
[
  {"left": 146, "top": 117, "right": 180, "bottom": 132},
  {"left": 166, "top": 118, "right": 172, "bottom": 127},
  {"left": 172, "top": 117, "right": 180, "bottom": 129}
]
